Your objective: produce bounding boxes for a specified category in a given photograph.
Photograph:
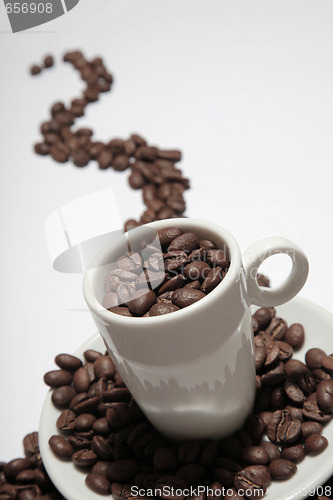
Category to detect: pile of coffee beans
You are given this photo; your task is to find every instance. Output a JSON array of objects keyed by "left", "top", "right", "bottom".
[
  {"left": 30, "top": 54, "right": 54, "bottom": 75},
  {"left": 0, "top": 432, "right": 64, "bottom": 499},
  {"left": 102, "top": 227, "right": 230, "bottom": 317},
  {"left": 32, "top": 51, "right": 189, "bottom": 229},
  {"left": 35, "top": 308, "right": 332, "bottom": 499}
]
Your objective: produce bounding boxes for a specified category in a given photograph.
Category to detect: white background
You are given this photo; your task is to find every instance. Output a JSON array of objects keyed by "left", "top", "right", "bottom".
[{"left": 0, "top": 0, "right": 333, "bottom": 460}]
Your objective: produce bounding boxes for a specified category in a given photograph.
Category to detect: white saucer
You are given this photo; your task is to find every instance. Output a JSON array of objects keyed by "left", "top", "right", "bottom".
[{"left": 39, "top": 296, "right": 333, "bottom": 500}]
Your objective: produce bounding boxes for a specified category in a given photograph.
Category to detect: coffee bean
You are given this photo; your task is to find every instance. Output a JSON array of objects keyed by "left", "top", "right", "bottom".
[
  {"left": 285, "top": 359, "right": 316, "bottom": 395},
  {"left": 252, "top": 308, "right": 273, "bottom": 332},
  {"left": 234, "top": 465, "right": 271, "bottom": 499},
  {"left": 267, "top": 410, "right": 301, "bottom": 445},
  {"left": 244, "top": 415, "right": 265, "bottom": 445},
  {"left": 94, "top": 356, "right": 115, "bottom": 379},
  {"left": 55, "top": 354, "right": 82, "bottom": 371},
  {"left": 127, "top": 290, "right": 156, "bottom": 316},
  {"left": 48, "top": 435, "right": 73, "bottom": 459},
  {"left": 206, "top": 249, "right": 229, "bottom": 268},
  {"left": 110, "top": 306, "right": 132, "bottom": 317},
  {"left": 73, "top": 366, "right": 90, "bottom": 393},
  {"left": 284, "top": 324, "right": 305, "bottom": 350},
  {"left": 261, "top": 361, "right": 286, "bottom": 386},
  {"left": 22, "top": 433, "right": 39, "bottom": 456},
  {"left": 281, "top": 444, "right": 305, "bottom": 463},
  {"left": 51, "top": 386, "right": 77, "bottom": 410},
  {"left": 0, "top": 484, "right": 18, "bottom": 499},
  {"left": 269, "top": 458, "right": 297, "bottom": 480},
  {"left": 241, "top": 446, "right": 270, "bottom": 465},
  {"left": 304, "top": 434, "right": 328, "bottom": 455},
  {"left": 266, "top": 318, "right": 287, "bottom": 340},
  {"left": 183, "top": 261, "right": 211, "bottom": 281},
  {"left": 85, "top": 472, "right": 111, "bottom": 495},
  {"left": 316, "top": 380, "right": 333, "bottom": 413},
  {"left": 301, "top": 421, "right": 323, "bottom": 439},
  {"left": 57, "top": 410, "right": 76, "bottom": 433},
  {"left": 322, "top": 354, "right": 333, "bottom": 373},
  {"left": 275, "top": 341, "right": 293, "bottom": 361},
  {"left": 305, "top": 348, "right": 326, "bottom": 370},
  {"left": 72, "top": 449, "right": 98, "bottom": 467},
  {"left": 34, "top": 142, "right": 49, "bottom": 155},
  {"left": 30, "top": 65, "right": 41, "bottom": 75},
  {"left": 168, "top": 233, "right": 199, "bottom": 252},
  {"left": 149, "top": 303, "right": 180, "bottom": 316},
  {"left": 201, "top": 267, "right": 224, "bottom": 293},
  {"left": 158, "top": 275, "right": 186, "bottom": 294},
  {"left": 74, "top": 396, "right": 99, "bottom": 415},
  {"left": 75, "top": 413, "right": 96, "bottom": 432},
  {"left": 172, "top": 288, "right": 206, "bottom": 308},
  {"left": 155, "top": 476, "right": 187, "bottom": 500},
  {"left": 255, "top": 346, "right": 267, "bottom": 370},
  {"left": 44, "top": 55, "right": 54, "bottom": 68},
  {"left": 44, "top": 370, "right": 73, "bottom": 388},
  {"left": 260, "top": 441, "right": 281, "bottom": 461},
  {"left": 107, "top": 460, "right": 138, "bottom": 482},
  {"left": 264, "top": 344, "right": 280, "bottom": 368},
  {"left": 303, "top": 396, "right": 332, "bottom": 423},
  {"left": 284, "top": 380, "right": 306, "bottom": 406}
]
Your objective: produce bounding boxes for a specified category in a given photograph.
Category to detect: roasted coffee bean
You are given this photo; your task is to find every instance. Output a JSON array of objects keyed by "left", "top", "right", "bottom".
[
  {"left": 234, "top": 465, "right": 271, "bottom": 499},
  {"left": 183, "top": 261, "right": 211, "bottom": 281},
  {"left": 23, "top": 433, "right": 39, "bottom": 456},
  {"left": 244, "top": 415, "right": 265, "bottom": 445},
  {"left": 241, "top": 446, "right": 270, "bottom": 465},
  {"left": 224, "top": 488, "right": 244, "bottom": 500},
  {"left": 260, "top": 441, "right": 281, "bottom": 461},
  {"left": 84, "top": 350, "right": 102, "bottom": 362},
  {"left": 281, "top": 444, "right": 305, "bottom": 463},
  {"left": 73, "top": 366, "right": 90, "bottom": 393},
  {"left": 305, "top": 348, "right": 326, "bottom": 370},
  {"left": 206, "top": 249, "right": 229, "bottom": 268},
  {"left": 261, "top": 361, "right": 286, "bottom": 386},
  {"left": 72, "top": 449, "right": 98, "bottom": 467},
  {"left": 172, "top": 288, "right": 206, "bottom": 308},
  {"left": 30, "top": 65, "right": 41, "bottom": 75},
  {"left": 75, "top": 413, "right": 96, "bottom": 432},
  {"left": 285, "top": 359, "right": 315, "bottom": 395},
  {"left": 264, "top": 344, "right": 280, "bottom": 368},
  {"left": 57, "top": 410, "right": 76, "bottom": 433},
  {"left": 255, "top": 346, "right": 267, "bottom": 370},
  {"left": 155, "top": 476, "right": 187, "bottom": 500},
  {"left": 252, "top": 308, "right": 273, "bottom": 332},
  {"left": 313, "top": 368, "right": 332, "bottom": 381},
  {"left": 48, "top": 435, "right": 73, "bottom": 459},
  {"left": 103, "top": 388, "right": 131, "bottom": 403},
  {"left": 317, "top": 379, "right": 333, "bottom": 413},
  {"left": 266, "top": 318, "right": 287, "bottom": 340},
  {"left": 267, "top": 410, "right": 301, "bottom": 444},
  {"left": 322, "top": 354, "right": 333, "bottom": 373},
  {"left": 106, "top": 405, "right": 130, "bottom": 428},
  {"left": 304, "top": 434, "right": 328, "bottom": 455},
  {"left": 284, "top": 380, "right": 306, "bottom": 406},
  {"left": 94, "top": 356, "right": 115, "bottom": 379},
  {"left": 284, "top": 324, "right": 305, "bottom": 350},
  {"left": 128, "top": 290, "right": 156, "bottom": 316},
  {"left": 110, "top": 306, "right": 132, "bottom": 317},
  {"left": 44, "top": 370, "right": 73, "bottom": 388},
  {"left": 201, "top": 267, "right": 224, "bottom": 293},
  {"left": 149, "top": 303, "right": 180, "bottom": 316},
  {"left": 269, "top": 458, "right": 297, "bottom": 480},
  {"left": 107, "top": 460, "right": 138, "bottom": 482},
  {"left": 270, "top": 387, "right": 287, "bottom": 411},
  {"left": 176, "top": 463, "right": 205, "bottom": 485},
  {"left": 97, "top": 149, "right": 113, "bottom": 169},
  {"left": 4, "top": 459, "right": 31, "bottom": 482},
  {"left": 85, "top": 472, "right": 111, "bottom": 495},
  {"left": 184, "top": 280, "right": 201, "bottom": 290},
  {"left": 44, "top": 55, "right": 54, "bottom": 68},
  {"left": 51, "top": 385, "right": 76, "bottom": 409},
  {"left": 34, "top": 142, "right": 49, "bottom": 155},
  {"left": 275, "top": 341, "right": 293, "bottom": 361},
  {"left": 91, "top": 436, "right": 113, "bottom": 460},
  {"left": 55, "top": 354, "right": 82, "bottom": 371},
  {"left": 67, "top": 435, "right": 91, "bottom": 451},
  {"left": 303, "top": 396, "right": 332, "bottom": 423},
  {"left": 74, "top": 396, "right": 99, "bottom": 415},
  {"left": 0, "top": 484, "right": 18, "bottom": 499},
  {"left": 177, "top": 442, "right": 200, "bottom": 464},
  {"left": 301, "top": 421, "right": 323, "bottom": 439},
  {"left": 158, "top": 275, "right": 185, "bottom": 294},
  {"left": 168, "top": 232, "right": 199, "bottom": 252},
  {"left": 153, "top": 449, "right": 177, "bottom": 471}
]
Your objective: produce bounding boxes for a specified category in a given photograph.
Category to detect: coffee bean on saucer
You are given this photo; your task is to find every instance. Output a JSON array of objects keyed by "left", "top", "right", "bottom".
[
  {"left": 86, "top": 472, "right": 111, "bottom": 494},
  {"left": 57, "top": 410, "right": 76, "bottom": 433},
  {"left": 281, "top": 444, "right": 305, "bottom": 464},
  {"left": 44, "top": 370, "right": 73, "bottom": 388},
  {"left": 241, "top": 446, "right": 270, "bottom": 465},
  {"left": 316, "top": 380, "right": 333, "bottom": 413},
  {"left": 23, "top": 432, "right": 39, "bottom": 456},
  {"left": 284, "top": 324, "right": 305, "bottom": 350},
  {"left": 55, "top": 354, "right": 83, "bottom": 371},
  {"left": 72, "top": 449, "right": 98, "bottom": 467},
  {"left": 48, "top": 435, "right": 73, "bottom": 459},
  {"left": 267, "top": 410, "right": 301, "bottom": 445},
  {"left": 269, "top": 459, "right": 297, "bottom": 480},
  {"left": 305, "top": 348, "right": 326, "bottom": 370},
  {"left": 304, "top": 434, "right": 328, "bottom": 455},
  {"left": 234, "top": 465, "right": 271, "bottom": 499},
  {"left": 321, "top": 354, "right": 333, "bottom": 373}
]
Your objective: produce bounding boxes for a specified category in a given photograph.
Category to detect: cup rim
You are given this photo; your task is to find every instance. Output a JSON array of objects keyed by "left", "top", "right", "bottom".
[{"left": 83, "top": 218, "right": 242, "bottom": 325}]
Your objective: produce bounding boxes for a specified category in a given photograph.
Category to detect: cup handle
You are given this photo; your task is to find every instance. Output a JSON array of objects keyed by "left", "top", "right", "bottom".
[{"left": 242, "top": 237, "right": 309, "bottom": 307}]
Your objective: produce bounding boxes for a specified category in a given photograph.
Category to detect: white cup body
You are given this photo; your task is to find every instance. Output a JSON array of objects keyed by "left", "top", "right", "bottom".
[{"left": 83, "top": 218, "right": 257, "bottom": 440}]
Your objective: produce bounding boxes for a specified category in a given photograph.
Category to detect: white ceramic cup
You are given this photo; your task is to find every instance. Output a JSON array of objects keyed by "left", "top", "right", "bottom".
[{"left": 83, "top": 218, "right": 309, "bottom": 440}]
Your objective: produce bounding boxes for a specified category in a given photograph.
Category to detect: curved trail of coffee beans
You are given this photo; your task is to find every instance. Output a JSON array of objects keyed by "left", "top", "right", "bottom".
[{"left": 1, "top": 51, "right": 332, "bottom": 500}]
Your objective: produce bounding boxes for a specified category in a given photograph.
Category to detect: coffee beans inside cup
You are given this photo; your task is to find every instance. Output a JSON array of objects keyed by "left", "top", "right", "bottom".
[{"left": 101, "top": 227, "right": 230, "bottom": 317}]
